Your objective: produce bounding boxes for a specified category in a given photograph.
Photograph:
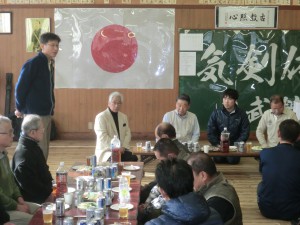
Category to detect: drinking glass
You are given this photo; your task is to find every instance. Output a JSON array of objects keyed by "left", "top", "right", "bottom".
[
  {"left": 122, "top": 171, "right": 131, "bottom": 186},
  {"left": 42, "top": 202, "right": 53, "bottom": 223},
  {"left": 136, "top": 142, "right": 143, "bottom": 152},
  {"left": 119, "top": 203, "right": 129, "bottom": 219}
]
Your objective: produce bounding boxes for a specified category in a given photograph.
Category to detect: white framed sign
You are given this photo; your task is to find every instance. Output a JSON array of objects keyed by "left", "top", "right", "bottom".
[
  {"left": 0, "top": 12, "right": 12, "bottom": 34},
  {"left": 216, "top": 6, "right": 278, "bottom": 29}
]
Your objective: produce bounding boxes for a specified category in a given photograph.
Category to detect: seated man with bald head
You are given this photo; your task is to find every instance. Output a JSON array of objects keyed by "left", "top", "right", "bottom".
[{"left": 155, "top": 122, "right": 190, "bottom": 160}]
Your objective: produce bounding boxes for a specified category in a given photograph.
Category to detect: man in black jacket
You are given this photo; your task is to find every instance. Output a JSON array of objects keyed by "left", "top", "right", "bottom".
[
  {"left": 207, "top": 88, "right": 250, "bottom": 164},
  {"left": 12, "top": 114, "right": 53, "bottom": 204}
]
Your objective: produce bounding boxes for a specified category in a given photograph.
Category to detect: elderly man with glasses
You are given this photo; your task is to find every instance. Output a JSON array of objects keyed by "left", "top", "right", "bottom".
[
  {"left": 94, "top": 91, "right": 138, "bottom": 162},
  {"left": 0, "top": 116, "right": 39, "bottom": 225},
  {"left": 12, "top": 114, "right": 53, "bottom": 204}
]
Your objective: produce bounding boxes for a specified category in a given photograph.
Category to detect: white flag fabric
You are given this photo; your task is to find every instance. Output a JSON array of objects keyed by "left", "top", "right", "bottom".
[{"left": 54, "top": 8, "right": 175, "bottom": 89}]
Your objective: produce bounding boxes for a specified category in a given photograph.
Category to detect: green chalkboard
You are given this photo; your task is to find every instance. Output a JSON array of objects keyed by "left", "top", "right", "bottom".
[{"left": 179, "top": 30, "right": 300, "bottom": 131}]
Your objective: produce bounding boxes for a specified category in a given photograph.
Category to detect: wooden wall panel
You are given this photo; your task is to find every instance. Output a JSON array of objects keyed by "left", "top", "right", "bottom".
[{"left": 1, "top": 6, "right": 300, "bottom": 139}]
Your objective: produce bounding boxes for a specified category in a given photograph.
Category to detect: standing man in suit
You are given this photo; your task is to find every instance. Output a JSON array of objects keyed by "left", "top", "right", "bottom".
[
  {"left": 94, "top": 92, "right": 137, "bottom": 162},
  {"left": 15, "top": 32, "right": 61, "bottom": 161}
]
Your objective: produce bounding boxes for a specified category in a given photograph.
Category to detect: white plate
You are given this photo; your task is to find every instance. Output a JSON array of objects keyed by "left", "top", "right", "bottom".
[
  {"left": 117, "top": 174, "right": 136, "bottom": 179},
  {"left": 77, "top": 176, "right": 94, "bottom": 182},
  {"left": 123, "top": 165, "right": 140, "bottom": 171},
  {"left": 142, "top": 146, "right": 154, "bottom": 150},
  {"left": 112, "top": 187, "right": 132, "bottom": 192},
  {"left": 67, "top": 187, "right": 75, "bottom": 193},
  {"left": 110, "top": 203, "right": 134, "bottom": 211},
  {"left": 77, "top": 202, "right": 97, "bottom": 210},
  {"left": 229, "top": 146, "right": 237, "bottom": 152},
  {"left": 252, "top": 146, "right": 263, "bottom": 151},
  {"left": 52, "top": 203, "right": 70, "bottom": 211}
]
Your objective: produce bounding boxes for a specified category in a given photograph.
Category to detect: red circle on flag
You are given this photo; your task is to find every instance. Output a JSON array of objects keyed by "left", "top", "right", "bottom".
[{"left": 91, "top": 24, "right": 138, "bottom": 73}]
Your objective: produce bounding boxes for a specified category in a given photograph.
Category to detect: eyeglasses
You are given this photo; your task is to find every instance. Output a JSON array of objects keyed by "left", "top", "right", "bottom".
[
  {"left": 46, "top": 43, "right": 59, "bottom": 48},
  {"left": 0, "top": 129, "right": 14, "bottom": 137},
  {"left": 112, "top": 101, "right": 122, "bottom": 106},
  {"left": 32, "top": 128, "right": 45, "bottom": 132}
]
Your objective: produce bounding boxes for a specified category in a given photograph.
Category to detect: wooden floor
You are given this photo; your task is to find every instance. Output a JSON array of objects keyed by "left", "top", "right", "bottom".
[{"left": 6, "top": 140, "right": 290, "bottom": 225}]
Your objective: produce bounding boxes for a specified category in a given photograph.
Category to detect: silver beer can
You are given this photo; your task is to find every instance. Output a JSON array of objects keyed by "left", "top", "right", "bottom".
[
  {"left": 104, "top": 178, "right": 111, "bottom": 190},
  {"left": 55, "top": 198, "right": 65, "bottom": 217},
  {"left": 193, "top": 142, "right": 200, "bottom": 152},
  {"left": 76, "top": 177, "right": 84, "bottom": 191},
  {"left": 96, "top": 177, "right": 104, "bottom": 192},
  {"left": 77, "top": 220, "right": 87, "bottom": 225},
  {"left": 96, "top": 196, "right": 106, "bottom": 215},
  {"left": 91, "top": 155, "right": 97, "bottom": 167},
  {"left": 63, "top": 217, "right": 74, "bottom": 225},
  {"left": 74, "top": 190, "right": 83, "bottom": 207},
  {"left": 86, "top": 206, "right": 96, "bottom": 221},
  {"left": 94, "top": 207, "right": 104, "bottom": 218},
  {"left": 103, "top": 189, "right": 112, "bottom": 206},
  {"left": 145, "top": 141, "right": 151, "bottom": 151}
]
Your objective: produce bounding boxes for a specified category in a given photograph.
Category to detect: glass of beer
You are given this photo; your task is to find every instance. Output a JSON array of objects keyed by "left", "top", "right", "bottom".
[
  {"left": 122, "top": 171, "right": 131, "bottom": 186},
  {"left": 119, "top": 203, "right": 128, "bottom": 219},
  {"left": 42, "top": 202, "right": 53, "bottom": 223},
  {"left": 246, "top": 142, "right": 252, "bottom": 152},
  {"left": 136, "top": 142, "right": 143, "bottom": 152}
]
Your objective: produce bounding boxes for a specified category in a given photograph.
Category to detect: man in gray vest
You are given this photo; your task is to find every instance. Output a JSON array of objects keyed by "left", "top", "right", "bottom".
[{"left": 188, "top": 152, "right": 243, "bottom": 225}]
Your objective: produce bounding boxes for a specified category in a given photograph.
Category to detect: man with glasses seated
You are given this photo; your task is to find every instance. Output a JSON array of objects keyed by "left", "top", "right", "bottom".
[
  {"left": 94, "top": 91, "right": 137, "bottom": 162},
  {"left": 256, "top": 94, "right": 298, "bottom": 148},
  {"left": 12, "top": 114, "right": 53, "bottom": 204},
  {"left": 0, "top": 116, "right": 39, "bottom": 225}
]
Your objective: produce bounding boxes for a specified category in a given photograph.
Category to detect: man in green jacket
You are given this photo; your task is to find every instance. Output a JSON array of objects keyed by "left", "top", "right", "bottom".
[{"left": 0, "top": 116, "right": 39, "bottom": 225}]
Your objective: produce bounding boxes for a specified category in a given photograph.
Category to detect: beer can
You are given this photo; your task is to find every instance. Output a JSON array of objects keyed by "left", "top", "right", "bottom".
[
  {"left": 96, "top": 196, "right": 106, "bottom": 215},
  {"left": 193, "top": 142, "right": 200, "bottom": 152},
  {"left": 91, "top": 155, "right": 97, "bottom": 167},
  {"left": 145, "top": 141, "right": 151, "bottom": 151},
  {"left": 103, "top": 189, "right": 112, "bottom": 206},
  {"left": 56, "top": 217, "right": 64, "bottom": 225},
  {"left": 104, "top": 178, "right": 111, "bottom": 189},
  {"left": 86, "top": 206, "right": 96, "bottom": 221},
  {"left": 63, "top": 217, "right": 74, "bottom": 225},
  {"left": 74, "top": 190, "right": 83, "bottom": 207},
  {"left": 76, "top": 177, "right": 84, "bottom": 191},
  {"left": 94, "top": 208, "right": 104, "bottom": 219},
  {"left": 77, "top": 220, "right": 87, "bottom": 225},
  {"left": 109, "top": 165, "right": 115, "bottom": 179},
  {"left": 112, "top": 163, "right": 118, "bottom": 177},
  {"left": 55, "top": 198, "right": 65, "bottom": 217},
  {"left": 103, "top": 166, "right": 109, "bottom": 178},
  {"left": 95, "top": 177, "right": 104, "bottom": 192},
  {"left": 187, "top": 142, "right": 193, "bottom": 152}
]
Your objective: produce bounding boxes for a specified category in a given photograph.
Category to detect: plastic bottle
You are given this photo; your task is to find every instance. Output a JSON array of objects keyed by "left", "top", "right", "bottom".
[
  {"left": 220, "top": 127, "right": 230, "bottom": 153},
  {"left": 111, "top": 135, "right": 121, "bottom": 163},
  {"left": 56, "top": 161, "right": 68, "bottom": 198},
  {"left": 118, "top": 176, "right": 130, "bottom": 204}
]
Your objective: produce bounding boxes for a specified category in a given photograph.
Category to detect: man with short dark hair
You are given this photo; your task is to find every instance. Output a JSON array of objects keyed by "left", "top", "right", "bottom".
[
  {"left": 15, "top": 32, "right": 61, "bottom": 161},
  {"left": 188, "top": 152, "right": 243, "bottom": 225},
  {"left": 138, "top": 138, "right": 183, "bottom": 224},
  {"left": 145, "top": 159, "right": 223, "bottom": 225},
  {"left": 163, "top": 93, "right": 200, "bottom": 143},
  {"left": 207, "top": 88, "right": 250, "bottom": 164},
  {"left": 256, "top": 94, "right": 298, "bottom": 148},
  {"left": 258, "top": 119, "right": 300, "bottom": 222}
]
